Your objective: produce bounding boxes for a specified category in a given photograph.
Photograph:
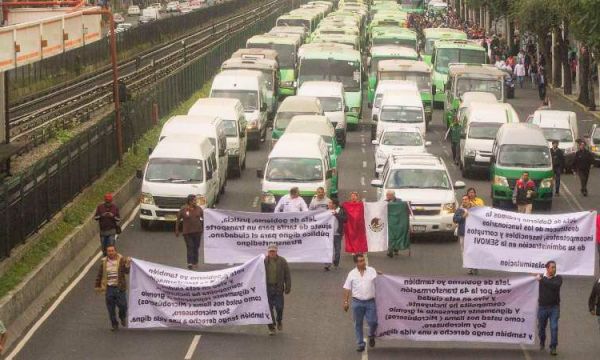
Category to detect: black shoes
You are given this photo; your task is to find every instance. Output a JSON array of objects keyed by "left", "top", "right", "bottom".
[
  {"left": 277, "top": 322, "right": 283, "bottom": 331},
  {"left": 550, "top": 348, "right": 557, "bottom": 356},
  {"left": 120, "top": 318, "right": 127, "bottom": 328},
  {"left": 111, "top": 324, "right": 119, "bottom": 331},
  {"left": 356, "top": 346, "right": 365, "bottom": 352},
  {"left": 369, "top": 336, "right": 376, "bottom": 348}
]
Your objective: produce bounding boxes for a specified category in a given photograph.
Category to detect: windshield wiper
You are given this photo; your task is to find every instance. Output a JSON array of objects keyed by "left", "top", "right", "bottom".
[
  {"left": 148, "top": 178, "right": 169, "bottom": 182},
  {"left": 428, "top": 186, "right": 450, "bottom": 189}
]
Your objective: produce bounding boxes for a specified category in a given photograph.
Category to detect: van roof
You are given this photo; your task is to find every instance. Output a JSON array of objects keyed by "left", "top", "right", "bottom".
[
  {"left": 424, "top": 28, "right": 466, "bottom": 37},
  {"left": 269, "top": 133, "right": 326, "bottom": 159},
  {"left": 376, "top": 80, "right": 419, "bottom": 93},
  {"left": 188, "top": 98, "right": 242, "bottom": 119},
  {"left": 460, "top": 91, "right": 498, "bottom": 106},
  {"left": 278, "top": 96, "right": 322, "bottom": 112},
  {"left": 533, "top": 110, "right": 577, "bottom": 122},
  {"left": 150, "top": 135, "right": 214, "bottom": 160},
  {"left": 381, "top": 89, "right": 422, "bottom": 105},
  {"left": 434, "top": 39, "right": 484, "bottom": 51},
  {"left": 536, "top": 116, "right": 572, "bottom": 129},
  {"left": 496, "top": 123, "right": 547, "bottom": 146},
  {"left": 388, "top": 153, "right": 445, "bottom": 169},
  {"left": 448, "top": 63, "right": 505, "bottom": 78},
  {"left": 222, "top": 57, "right": 278, "bottom": 71},
  {"left": 212, "top": 70, "right": 263, "bottom": 88},
  {"left": 378, "top": 59, "right": 431, "bottom": 73},
  {"left": 299, "top": 44, "right": 360, "bottom": 60},
  {"left": 370, "top": 45, "right": 419, "bottom": 58},
  {"left": 286, "top": 115, "right": 335, "bottom": 137},
  {"left": 466, "top": 103, "right": 517, "bottom": 123},
  {"left": 298, "top": 81, "right": 344, "bottom": 96},
  {"left": 160, "top": 115, "right": 221, "bottom": 139},
  {"left": 231, "top": 48, "right": 279, "bottom": 62},
  {"left": 247, "top": 34, "right": 300, "bottom": 46}
]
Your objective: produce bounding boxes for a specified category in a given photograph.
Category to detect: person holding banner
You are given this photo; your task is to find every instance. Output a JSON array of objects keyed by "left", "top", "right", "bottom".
[
  {"left": 589, "top": 277, "right": 600, "bottom": 332},
  {"left": 343, "top": 254, "right": 378, "bottom": 352},
  {"left": 309, "top": 187, "right": 331, "bottom": 210},
  {"left": 264, "top": 244, "right": 291, "bottom": 335},
  {"left": 466, "top": 188, "right": 484, "bottom": 207},
  {"left": 175, "top": 194, "right": 204, "bottom": 270},
  {"left": 454, "top": 195, "right": 478, "bottom": 275},
  {"left": 537, "top": 261, "right": 563, "bottom": 356},
  {"left": 325, "top": 198, "right": 346, "bottom": 271},
  {"left": 513, "top": 172, "right": 536, "bottom": 214},
  {"left": 274, "top": 187, "right": 308, "bottom": 213},
  {"left": 94, "top": 245, "right": 131, "bottom": 331}
]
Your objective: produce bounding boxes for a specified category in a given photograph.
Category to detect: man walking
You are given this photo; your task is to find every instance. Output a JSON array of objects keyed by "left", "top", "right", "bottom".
[
  {"left": 343, "top": 254, "right": 378, "bottom": 352},
  {"left": 512, "top": 172, "right": 536, "bottom": 213},
  {"left": 573, "top": 141, "right": 594, "bottom": 196},
  {"left": 95, "top": 245, "right": 131, "bottom": 331},
  {"left": 538, "top": 66, "right": 547, "bottom": 100},
  {"left": 537, "top": 261, "right": 563, "bottom": 356},
  {"left": 325, "top": 199, "right": 346, "bottom": 271},
  {"left": 514, "top": 61, "right": 526, "bottom": 88},
  {"left": 588, "top": 277, "right": 600, "bottom": 332},
  {"left": 175, "top": 195, "right": 204, "bottom": 270},
  {"left": 445, "top": 117, "right": 462, "bottom": 165},
  {"left": 94, "top": 193, "right": 120, "bottom": 256},
  {"left": 274, "top": 187, "right": 308, "bottom": 212},
  {"left": 264, "top": 244, "right": 291, "bottom": 335},
  {"left": 309, "top": 186, "right": 331, "bottom": 210},
  {"left": 550, "top": 140, "right": 565, "bottom": 196}
]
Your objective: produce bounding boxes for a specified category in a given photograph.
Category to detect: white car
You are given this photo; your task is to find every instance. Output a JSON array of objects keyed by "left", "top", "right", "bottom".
[
  {"left": 166, "top": 1, "right": 179, "bottom": 11},
  {"left": 371, "top": 154, "right": 465, "bottom": 238},
  {"left": 127, "top": 5, "right": 141, "bottom": 16},
  {"left": 150, "top": 3, "right": 164, "bottom": 11},
  {"left": 372, "top": 127, "right": 430, "bottom": 176}
]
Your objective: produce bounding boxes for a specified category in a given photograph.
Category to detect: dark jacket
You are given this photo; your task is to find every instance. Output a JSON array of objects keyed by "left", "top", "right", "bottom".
[
  {"left": 453, "top": 208, "right": 468, "bottom": 237},
  {"left": 94, "top": 203, "right": 120, "bottom": 232},
  {"left": 573, "top": 149, "right": 594, "bottom": 172},
  {"left": 264, "top": 256, "right": 291, "bottom": 295},
  {"left": 512, "top": 179, "right": 537, "bottom": 205},
  {"left": 539, "top": 275, "right": 563, "bottom": 307},
  {"left": 95, "top": 254, "right": 130, "bottom": 292},
  {"left": 332, "top": 206, "right": 347, "bottom": 237},
  {"left": 550, "top": 147, "right": 565, "bottom": 170},
  {"left": 589, "top": 279, "right": 600, "bottom": 314}
]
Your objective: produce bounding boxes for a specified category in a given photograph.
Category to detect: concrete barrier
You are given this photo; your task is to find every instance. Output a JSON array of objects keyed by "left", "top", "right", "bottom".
[{"left": 0, "top": 174, "right": 141, "bottom": 351}]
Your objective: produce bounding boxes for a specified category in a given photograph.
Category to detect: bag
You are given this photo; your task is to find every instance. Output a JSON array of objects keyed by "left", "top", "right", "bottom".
[{"left": 115, "top": 224, "right": 122, "bottom": 235}]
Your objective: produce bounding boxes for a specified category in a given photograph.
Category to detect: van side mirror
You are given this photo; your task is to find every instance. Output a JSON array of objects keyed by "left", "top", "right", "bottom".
[
  {"left": 370, "top": 179, "right": 383, "bottom": 188},
  {"left": 454, "top": 181, "right": 466, "bottom": 189},
  {"left": 372, "top": 139, "right": 379, "bottom": 145},
  {"left": 136, "top": 169, "right": 143, "bottom": 179},
  {"left": 256, "top": 169, "right": 264, "bottom": 178},
  {"left": 326, "top": 169, "right": 333, "bottom": 179}
]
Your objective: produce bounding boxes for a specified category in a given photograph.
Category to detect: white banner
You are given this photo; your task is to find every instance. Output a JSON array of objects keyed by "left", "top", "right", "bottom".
[
  {"left": 364, "top": 201, "right": 388, "bottom": 252},
  {"left": 204, "top": 209, "right": 334, "bottom": 264},
  {"left": 464, "top": 207, "right": 596, "bottom": 275},
  {"left": 376, "top": 275, "right": 538, "bottom": 344},
  {"left": 128, "top": 255, "right": 272, "bottom": 329}
]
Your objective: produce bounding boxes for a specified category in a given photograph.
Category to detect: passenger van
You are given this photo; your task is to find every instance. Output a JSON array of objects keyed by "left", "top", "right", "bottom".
[
  {"left": 257, "top": 133, "right": 332, "bottom": 212},
  {"left": 455, "top": 91, "right": 498, "bottom": 125},
  {"left": 370, "top": 80, "right": 419, "bottom": 140},
  {"left": 209, "top": 70, "right": 268, "bottom": 149},
  {"left": 528, "top": 110, "right": 579, "bottom": 170},
  {"left": 491, "top": 123, "right": 554, "bottom": 209},
  {"left": 368, "top": 45, "right": 420, "bottom": 105},
  {"left": 159, "top": 115, "right": 228, "bottom": 194},
  {"left": 232, "top": 48, "right": 279, "bottom": 63},
  {"left": 269, "top": 26, "right": 308, "bottom": 43},
  {"left": 459, "top": 102, "right": 519, "bottom": 177},
  {"left": 271, "top": 96, "right": 323, "bottom": 146},
  {"left": 297, "top": 81, "right": 347, "bottom": 147},
  {"left": 587, "top": 124, "right": 600, "bottom": 166},
  {"left": 139, "top": 135, "right": 218, "bottom": 229},
  {"left": 374, "top": 88, "right": 425, "bottom": 139},
  {"left": 187, "top": 98, "right": 247, "bottom": 176}
]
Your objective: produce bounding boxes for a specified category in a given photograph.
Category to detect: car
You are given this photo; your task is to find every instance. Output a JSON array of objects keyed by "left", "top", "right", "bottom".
[
  {"left": 372, "top": 127, "right": 430, "bottom": 176},
  {"left": 371, "top": 154, "right": 465, "bottom": 239},
  {"left": 150, "top": 3, "right": 164, "bottom": 12},
  {"left": 166, "top": 1, "right": 179, "bottom": 11},
  {"left": 127, "top": 5, "right": 141, "bottom": 16},
  {"left": 115, "top": 23, "right": 133, "bottom": 33},
  {"left": 113, "top": 13, "right": 125, "bottom": 23}
]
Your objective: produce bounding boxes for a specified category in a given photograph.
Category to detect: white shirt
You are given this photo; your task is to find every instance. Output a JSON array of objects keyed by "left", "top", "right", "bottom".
[
  {"left": 514, "top": 63, "right": 526, "bottom": 77},
  {"left": 274, "top": 194, "right": 308, "bottom": 213},
  {"left": 343, "top": 266, "right": 377, "bottom": 300}
]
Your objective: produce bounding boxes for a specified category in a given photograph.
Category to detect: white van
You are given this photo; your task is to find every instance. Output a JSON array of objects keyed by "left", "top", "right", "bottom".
[
  {"left": 140, "top": 8, "right": 160, "bottom": 23},
  {"left": 188, "top": 98, "right": 247, "bottom": 176},
  {"left": 159, "top": 115, "right": 228, "bottom": 195},
  {"left": 210, "top": 70, "right": 268, "bottom": 150},
  {"left": 139, "top": 135, "right": 218, "bottom": 229},
  {"left": 297, "top": 81, "right": 347, "bottom": 147},
  {"left": 459, "top": 102, "right": 520, "bottom": 176},
  {"left": 456, "top": 91, "right": 498, "bottom": 126},
  {"left": 257, "top": 133, "right": 332, "bottom": 212},
  {"left": 372, "top": 127, "right": 430, "bottom": 176},
  {"left": 371, "top": 80, "right": 419, "bottom": 140},
  {"left": 374, "top": 89, "right": 425, "bottom": 139},
  {"left": 528, "top": 110, "right": 578, "bottom": 169},
  {"left": 272, "top": 96, "right": 323, "bottom": 147}
]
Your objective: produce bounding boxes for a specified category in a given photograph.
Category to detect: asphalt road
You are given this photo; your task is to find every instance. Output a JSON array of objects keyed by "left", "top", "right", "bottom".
[{"left": 8, "top": 84, "right": 600, "bottom": 360}]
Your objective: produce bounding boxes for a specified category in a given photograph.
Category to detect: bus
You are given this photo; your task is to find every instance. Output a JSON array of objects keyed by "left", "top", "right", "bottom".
[
  {"left": 370, "top": 27, "right": 417, "bottom": 50},
  {"left": 298, "top": 44, "right": 363, "bottom": 129},
  {"left": 399, "top": 0, "right": 425, "bottom": 14},
  {"left": 422, "top": 28, "right": 467, "bottom": 66},
  {"left": 431, "top": 39, "right": 487, "bottom": 108},
  {"left": 368, "top": 45, "right": 419, "bottom": 104}
]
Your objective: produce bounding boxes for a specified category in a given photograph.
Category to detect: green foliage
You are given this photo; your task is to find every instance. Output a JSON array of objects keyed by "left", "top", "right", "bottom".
[
  {"left": 567, "top": 0, "right": 600, "bottom": 55},
  {"left": 510, "top": 0, "right": 561, "bottom": 37}
]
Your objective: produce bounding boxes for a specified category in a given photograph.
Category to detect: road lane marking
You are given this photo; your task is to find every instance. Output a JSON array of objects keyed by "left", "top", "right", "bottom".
[
  {"left": 361, "top": 176, "right": 365, "bottom": 186},
  {"left": 251, "top": 196, "right": 259, "bottom": 208},
  {"left": 560, "top": 182, "right": 584, "bottom": 210},
  {"left": 362, "top": 161, "right": 367, "bottom": 168},
  {"left": 184, "top": 335, "right": 202, "bottom": 360},
  {"left": 362, "top": 337, "right": 368, "bottom": 360},
  {"left": 362, "top": 148, "right": 366, "bottom": 153},
  {"left": 362, "top": 138, "right": 366, "bottom": 144},
  {"left": 6, "top": 205, "right": 141, "bottom": 360},
  {"left": 520, "top": 344, "right": 532, "bottom": 360}
]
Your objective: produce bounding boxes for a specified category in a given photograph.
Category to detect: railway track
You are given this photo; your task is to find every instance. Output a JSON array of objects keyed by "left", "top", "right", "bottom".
[{"left": 8, "top": 0, "right": 282, "bottom": 145}]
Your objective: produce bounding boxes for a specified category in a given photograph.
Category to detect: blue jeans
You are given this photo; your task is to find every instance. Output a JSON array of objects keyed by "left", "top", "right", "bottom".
[
  {"left": 352, "top": 298, "right": 377, "bottom": 347},
  {"left": 100, "top": 234, "right": 115, "bottom": 256},
  {"left": 538, "top": 305, "right": 560, "bottom": 349},
  {"left": 267, "top": 286, "right": 284, "bottom": 327},
  {"left": 554, "top": 168, "right": 562, "bottom": 194},
  {"left": 106, "top": 286, "right": 127, "bottom": 327},
  {"left": 183, "top": 232, "right": 201, "bottom": 265}
]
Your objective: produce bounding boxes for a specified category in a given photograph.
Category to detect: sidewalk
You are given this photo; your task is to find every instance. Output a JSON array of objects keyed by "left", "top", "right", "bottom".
[{"left": 550, "top": 79, "right": 600, "bottom": 121}]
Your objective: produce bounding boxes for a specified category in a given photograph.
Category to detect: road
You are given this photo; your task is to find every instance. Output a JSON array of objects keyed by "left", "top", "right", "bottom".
[{"left": 7, "top": 84, "right": 600, "bottom": 359}]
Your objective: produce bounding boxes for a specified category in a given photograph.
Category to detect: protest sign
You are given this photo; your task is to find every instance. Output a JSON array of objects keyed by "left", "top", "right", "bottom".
[
  {"left": 203, "top": 209, "right": 334, "bottom": 264},
  {"left": 464, "top": 207, "right": 596, "bottom": 275},
  {"left": 376, "top": 275, "right": 538, "bottom": 344},
  {"left": 128, "top": 255, "right": 272, "bottom": 329},
  {"left": 364, "top": 201, "right": 388, "bottom": 252}
]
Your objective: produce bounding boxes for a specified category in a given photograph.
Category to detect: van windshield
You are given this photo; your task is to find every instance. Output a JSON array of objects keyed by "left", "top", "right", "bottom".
[
  {"left": 378, "top": 72, "right": 431, "bottom": 91},
  {"left": 266, "top": 158, "right": 324, "bottom": 182},
  {"left": 211, "top": 90, "right": 258, "bottom": 111},
  {"left": 145, "top": 158, "right": 204, "bottom": 183},
  {"left": 380, "top": 106, "right": 423, "bottom": 123},
  {"left": 299, "top": 58, "right": 361, "bottom": 92},
  {"left": 541, "top": 128, "right": 573, "bottom": 142},
  {"left": 275, "top": 111, "right": 318, "bottom": 130},
  {"left": 386, "top": 169, "right": 450, "bottom": 189},
  {"left": 468, "top": 122, "right": 502, "bottom": 140},
  {"left": 498, "top": 145, "right": 552, "bottom": 168},
  {"left": 381, "top": 131, "right": 423, "bottom": 146},
  {"left": 248, "top": 43, "right": 295, "bottom": 68},
  {"left": 456, "top": 78, "right": 502, "bottom": 99},
  {"left": 222, "top": 120, "right": 238, "bottom": 137},
  {"left": 373, "top": 38, "right": 416, "bottom": 48},
  {"left": 319, "top": 97, "right": 343, "bottom": 112},
  {"left": 435, "top": 48, "right": 486, "bottom": 74}
]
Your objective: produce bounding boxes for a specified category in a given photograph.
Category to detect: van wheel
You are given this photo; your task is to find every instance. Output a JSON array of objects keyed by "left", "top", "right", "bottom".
[{"left": 140, "top": 219, "right": 151, "bottom": 231}]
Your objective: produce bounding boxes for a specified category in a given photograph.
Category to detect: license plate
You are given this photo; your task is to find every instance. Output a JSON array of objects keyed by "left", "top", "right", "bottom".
[
  {"left": 412, "top": 225, "right": 426, "bottom": 232},
  {"left": 164, "top": 214, "right": 177, "bottom": 221}
]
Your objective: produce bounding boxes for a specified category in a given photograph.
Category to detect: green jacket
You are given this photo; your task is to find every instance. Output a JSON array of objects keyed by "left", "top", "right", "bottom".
[
  {"left": 264, "top": 256, "right": 291, "bottom": 295},
  {"left": 448, "top": 123, "right": 462, "bottom": 143}
]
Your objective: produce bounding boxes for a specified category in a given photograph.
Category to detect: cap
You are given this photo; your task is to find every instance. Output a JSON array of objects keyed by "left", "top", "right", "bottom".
[
  {"left": 104, "top": 193, "right": 113, "bottom": 202},
  {"left": 267, "top": 243, "right": 278, "bottom": 251}
]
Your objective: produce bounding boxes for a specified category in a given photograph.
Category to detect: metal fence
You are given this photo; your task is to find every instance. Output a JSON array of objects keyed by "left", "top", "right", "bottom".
[{"left": 0, "top": 0, "right": 290, "bottom": 259}]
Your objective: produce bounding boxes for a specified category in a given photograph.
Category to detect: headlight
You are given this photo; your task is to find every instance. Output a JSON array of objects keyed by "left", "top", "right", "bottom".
[
  {"left": 464, "top": 148, "right": 476, "bottom": 157},
  {"left": 540, "top": 177, "right": 553, "bottom": 188},
  {"left": 281, "top": 81, "right": 295, "bottom": 87},
  {"left": 494, "top": 175, "right": 509, "bottom": 187},
  {"left": 442, "top": 202, "right": 456, "bottom": 214},
  {"left": 196, "top": 195, "right": 207, "bottom": 207},
  {"left": 262, "top": 192, "right": 276, "bottom": 204},
  {"left": 351, "top": 107, "right": 360, "bottom": 113},
  {"left": 140, "top": 192, "right": 154, "bottom": 205}
]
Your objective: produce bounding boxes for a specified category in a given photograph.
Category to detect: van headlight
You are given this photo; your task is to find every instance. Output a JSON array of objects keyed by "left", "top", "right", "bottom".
[
  {"left": 464, "top": 148, "right": 476, "bottom": 157},
  {"left": 140, "top": 192, "right": 154, "bottom": 205},
  {"left": 442, "top": 202, "right": 456, "bottom": 214},
  {"left": 540, "top": 177, "right": 553, "bottom": 188},
  {"left": 494, "top": 175, "right": 509, "bottom": 187},
  {"left": 262, "top": 192, "right": 276, "bottom": 204},
  {"left": 196, "top": 195, "right": 207, "bottom": 207}
]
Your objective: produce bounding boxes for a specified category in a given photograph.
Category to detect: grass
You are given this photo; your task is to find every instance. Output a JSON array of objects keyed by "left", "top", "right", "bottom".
[{"left": 0, "top": 81, "right": 212, "bottom": 299}]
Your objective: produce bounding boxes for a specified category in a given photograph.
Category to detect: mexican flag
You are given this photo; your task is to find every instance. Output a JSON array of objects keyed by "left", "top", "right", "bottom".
[
  {"left": 364, "top": 201, "right": 411, "bottom": 253},
  {"left": 387, "top": 201, "right": 411, "bottom": 252},
  {"left": 342, "top": 201, "right": 368, "bottom": 253}
]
